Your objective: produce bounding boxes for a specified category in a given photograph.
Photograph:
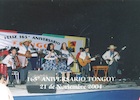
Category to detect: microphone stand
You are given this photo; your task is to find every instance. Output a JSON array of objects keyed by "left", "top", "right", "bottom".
[{"left": 100, "top": 57, "right": 103, "bottom": 65}]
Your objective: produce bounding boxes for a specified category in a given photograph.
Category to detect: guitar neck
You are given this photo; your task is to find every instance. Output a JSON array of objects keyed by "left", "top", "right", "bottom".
[{"left": 112, "top": 46, "right": 126, "bottom": 58}]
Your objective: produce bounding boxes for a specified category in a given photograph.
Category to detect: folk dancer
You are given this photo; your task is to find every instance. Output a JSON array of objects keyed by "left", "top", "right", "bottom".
[
  {"left": 58, "top": 42, "right": 74, "bottom": 83},
  {"left": 41, "top": 43, "right": 58, "bottom": 71}
]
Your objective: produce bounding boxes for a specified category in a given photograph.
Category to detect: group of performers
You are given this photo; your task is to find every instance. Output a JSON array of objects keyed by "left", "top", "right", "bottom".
[
  {"left": 42, "top": 42, "right": 72, "bottom": 83},
  {"left": 2, "top": 39, "right": 35, "bottom": 86},
  {"left": 76, "top": 45, "right": 120, "bottom": 78},
  {"left": 0, "top": 39, "right": 121, "bottom": 87}
]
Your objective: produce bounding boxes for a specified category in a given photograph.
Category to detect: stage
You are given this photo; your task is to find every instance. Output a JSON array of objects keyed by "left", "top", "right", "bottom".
[{"left": 10, "top": 81, "right": 140, "bottom": 100}]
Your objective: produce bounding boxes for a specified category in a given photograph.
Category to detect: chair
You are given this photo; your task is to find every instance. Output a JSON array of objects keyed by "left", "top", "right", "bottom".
[{"left": 12, "top": 71, "right": 20, "bottom": 84}]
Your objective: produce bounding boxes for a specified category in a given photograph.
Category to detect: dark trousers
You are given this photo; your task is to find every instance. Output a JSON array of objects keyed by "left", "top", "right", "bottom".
[
  {"left": 77, "top": 61, "right": 82, "bottom": 72},
  {"left": 30, "top": 57, "right": 38, "bottom": 70},
  {"left": 108, "top": 61, "right": 118, "bottom": 77},
  {"left": 19, "top": 60, "right": 32, "bottom": 82},
  {"left": 7, "top": 67, "right": 14, "bottom": 83},
  {"left": 37, "top": 57, "right": 43, "bottom": 69},
  {"left": 81, "top": 64, "right": 90, "bottom": 78}
]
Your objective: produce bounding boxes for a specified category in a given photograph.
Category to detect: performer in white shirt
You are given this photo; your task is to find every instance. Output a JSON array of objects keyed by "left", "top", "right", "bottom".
[
  {"left": 2, "top": 47, "right": 19, "bottom": 87},
  {"left": 102, "top": 45, "right": 120, "bottom": 77},
  {"left": 0, "top": 73, "right": 14, "bottom": 100},
  {"left": 79, "top": 46, "right": 95, "bottom": 78},
  {"left": 18, "top": 39, "right": 38, "bottom": 84}
]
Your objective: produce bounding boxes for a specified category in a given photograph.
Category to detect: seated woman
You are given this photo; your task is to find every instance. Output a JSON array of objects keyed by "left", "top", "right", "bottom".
[{"left": 41, "top": 43, "right": 58, "bottom": 71}]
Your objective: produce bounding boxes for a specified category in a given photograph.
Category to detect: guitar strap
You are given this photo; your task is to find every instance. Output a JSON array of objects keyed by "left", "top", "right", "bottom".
[
  {"left": 110, "top": 51, "right": 118, "bottom": 63},
  {"left": 110, "top": 51, "right": 114, "bottom": 57}
]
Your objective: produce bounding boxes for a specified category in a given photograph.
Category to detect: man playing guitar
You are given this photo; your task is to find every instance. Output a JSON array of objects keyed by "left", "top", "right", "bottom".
[
  {"left": 102, "top": 45, "right": 120, "bottom": 77},
  {"left": 79, "top": 46, "right": 96, "bottom": 79}
]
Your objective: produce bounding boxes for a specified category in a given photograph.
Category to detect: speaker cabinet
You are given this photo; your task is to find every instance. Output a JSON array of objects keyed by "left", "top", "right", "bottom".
[{"left": 26, "top": 70, "right": 56, "bottom": 93}]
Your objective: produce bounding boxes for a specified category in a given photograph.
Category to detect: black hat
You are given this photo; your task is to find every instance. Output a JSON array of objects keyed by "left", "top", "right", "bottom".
[{"left": 9, "top": 47, "right": 19, "bottom": 52}]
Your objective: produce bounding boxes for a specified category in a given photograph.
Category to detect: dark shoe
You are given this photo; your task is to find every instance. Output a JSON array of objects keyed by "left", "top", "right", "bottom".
[
  {"left": 21, "top": 81, "right": 26, "bottom": 84},
  {"left": 8, "top": 83, "right": 15, "bottom": 87},
  {"left": 66, "top": 81, "right": 70, "bottom": 84}
]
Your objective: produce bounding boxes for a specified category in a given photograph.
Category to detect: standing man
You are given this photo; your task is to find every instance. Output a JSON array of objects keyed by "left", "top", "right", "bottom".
[
  {"left": 102, "top": 45, "right": 120, "bottom": 77},
  {"left": 18, "top": 39, "right": 38, "bottom": 84},
  {"left": 76, "top": 47, "right": 84, "bottom": 72},
  {"left": 2, "top": 47, "right": 19, "bottom": 87},
  {"left": 79, "top": 47, "right": 95, "bottom": 79},
  {"left": 30, "top": 44, "right": 38, "bottom": 70}
]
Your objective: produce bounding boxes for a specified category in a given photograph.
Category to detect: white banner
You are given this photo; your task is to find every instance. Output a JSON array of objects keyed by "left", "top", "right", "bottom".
[{"left": 0, "top": 32, "right": 86, "bottom": 55}]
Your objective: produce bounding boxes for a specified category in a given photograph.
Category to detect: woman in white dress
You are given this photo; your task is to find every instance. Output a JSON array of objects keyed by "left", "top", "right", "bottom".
[
  {"left": 41, "top": 43, "right": 58, "bottom": 70},
  {"left": 58, "top": 42, "right": 71, "bottom": 83}
]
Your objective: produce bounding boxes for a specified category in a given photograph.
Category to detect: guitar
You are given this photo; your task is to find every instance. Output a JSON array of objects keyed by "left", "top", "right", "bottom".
[
  {"left": 78, "top": 54, "right": 100, "bottom": 67},
  {"left": 18, "top": 50, "right": 38, "bottom": 58},
  {"left": 18, "top": 50, "right": 37, "bottom": 68},
  {"left": 105, "top": 46, "right": 126, "bottom": 65}
]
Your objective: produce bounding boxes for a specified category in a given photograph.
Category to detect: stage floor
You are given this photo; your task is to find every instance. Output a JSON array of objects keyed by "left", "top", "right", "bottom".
[{"left": 10, "top": 81, "right": 140, "bottom": 97}]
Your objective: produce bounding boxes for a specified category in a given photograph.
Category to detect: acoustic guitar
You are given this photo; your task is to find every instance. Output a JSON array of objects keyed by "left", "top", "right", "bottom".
[
  {"left": 18, "top": 50, "right": 38, "bottom": 58},
  {"left": 78, "top": 54, "right": 100, "bottom": 67},
  {"left": 18, "top": 50, "right": 36, "bottom": 68}
]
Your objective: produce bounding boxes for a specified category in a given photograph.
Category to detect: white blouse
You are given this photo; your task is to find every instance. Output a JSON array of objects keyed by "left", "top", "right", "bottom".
[
  {"left": 61, "top": 50, "right": 70, "bottom": 58},
  {"left": 44, "top": 51, "right": 58, "bottom": 60},
  {"left": 2, "top": 54, "right": 14, "bottom": 68}
]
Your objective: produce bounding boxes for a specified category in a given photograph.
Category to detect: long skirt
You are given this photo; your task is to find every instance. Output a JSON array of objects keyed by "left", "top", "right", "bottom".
[
  {"left": 41, "top": 60, "right": 57, "bottom": 70},
  {"left": 58, "top": 59, "right": 71, "bottom": 73}
]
